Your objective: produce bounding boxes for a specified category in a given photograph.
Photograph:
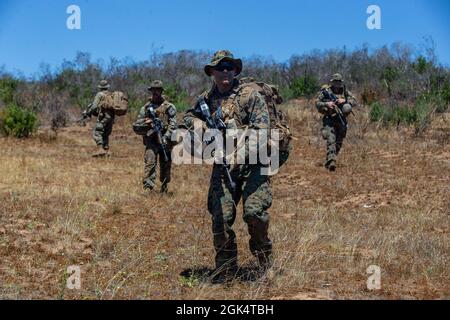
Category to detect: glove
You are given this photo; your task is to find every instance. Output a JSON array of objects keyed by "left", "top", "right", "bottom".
[
  {"left": 161, "top": 135, "right": 169, "bottom": 146},
  {"left": 145, "top": 118, "right": 154, "bottom": 128},
  {"left": 326, "top": 102, "right": 337, "bottom": 110}
]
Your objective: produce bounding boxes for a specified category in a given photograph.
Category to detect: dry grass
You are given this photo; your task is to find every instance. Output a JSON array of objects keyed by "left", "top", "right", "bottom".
[{"left": 0, "top": 104, "right": 449, "bottom": 300}]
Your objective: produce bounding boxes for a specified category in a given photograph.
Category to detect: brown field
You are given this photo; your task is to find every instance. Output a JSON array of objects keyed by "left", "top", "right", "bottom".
[{"left": 0, "top": 102, "right": 449, "bottom": 300}]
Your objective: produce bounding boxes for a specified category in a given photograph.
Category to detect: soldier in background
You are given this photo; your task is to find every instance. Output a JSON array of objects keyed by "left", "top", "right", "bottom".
[
  {"left": 315, "top": 73, "right": 357, "bottom": 171},
  {"left": 83, "top": 80, "right": 115, "bottom": 157},
  {"left": 132, "top": 80, "right": 177, "bottom": 194}
]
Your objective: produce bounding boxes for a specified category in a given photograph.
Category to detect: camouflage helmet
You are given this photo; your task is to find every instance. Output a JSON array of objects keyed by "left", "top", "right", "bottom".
[
  {"left": 204, "top": 50, "right": 243, "bottom": 76},
  {"left": 147, "top": 80, "right": 164, "bottom": 91},
  {"left": 330, "top": 73, "right": 344, "bottom": 82},
  {"left": 98, "top": 80, "right": 110, "bottom": 90}
]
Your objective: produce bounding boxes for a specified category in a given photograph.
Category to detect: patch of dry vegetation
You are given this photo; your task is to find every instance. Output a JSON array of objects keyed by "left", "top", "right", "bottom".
[{"left": 0, "top": 104, "right": 448, "bottom": 299}]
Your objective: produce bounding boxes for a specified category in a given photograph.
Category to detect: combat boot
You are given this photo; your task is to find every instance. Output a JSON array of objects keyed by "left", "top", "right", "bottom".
[
  {"left": 210, "top": 264, "right": 238, "bottom": 284},
  {"left": 257, "top": 253, "right": 273, "bottom": 272},
  {"left": 143, "top": 178, "right": 155, "bottom": 192},
  {"left": 92, "top": 146, "right": 108, "bottom": 158},
  {"left": 328, "top": 160, "right": 336, "bottom": 172},
  {"left": 103, "top": 146, "right": 111, "bottom": 157},
  {"left": 160, "top": 183, "right": 168, "bottom": 194},
  {"left": 325, "top": 159, "right": 336, "bottom": 171}
]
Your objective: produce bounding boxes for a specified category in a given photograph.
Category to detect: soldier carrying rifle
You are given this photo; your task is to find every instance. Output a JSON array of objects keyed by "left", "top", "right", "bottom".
[
  {"left": 133, "top": 80, "right": 177, "bottom": 194},
  {"left": 183, "top": 50, "right": 274, "bottom": 283},
  {"left": 316, "top": 73, "right": 357, "bottom": 171},
  {"left": 81, "top": 79, "right": 128, "bottom": 157}
]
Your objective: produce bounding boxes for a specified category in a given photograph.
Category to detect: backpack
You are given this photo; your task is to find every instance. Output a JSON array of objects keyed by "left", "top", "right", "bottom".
[
  {"left": 238, "top": 78, "right": 293, "bottom": 167},
  {"left": 99, "top": 91, "right": 129, "bottom": 116}
]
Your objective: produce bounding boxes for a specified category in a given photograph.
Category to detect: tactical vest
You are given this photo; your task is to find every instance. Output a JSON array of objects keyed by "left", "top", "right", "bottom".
[
  {"left": 141, "top": 100, "right": 173, "bottom": 147},
  {"left": 322, "top": 85, "right": 350, "bottom": 102},
  {"left": 202, "top": 83, "right": 242, "bottom": 127},
  {"left": 146, "top": 100, "right": 172, "bottom": 130},
  {"left": 203, "top": 80, "right": 293, "bottom": 163}
]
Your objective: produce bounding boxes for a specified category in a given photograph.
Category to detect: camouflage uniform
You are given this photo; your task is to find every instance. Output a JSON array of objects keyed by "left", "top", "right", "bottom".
[
  {"left": 133, "top": 81, "right": 177, "bottom": 192},
  {"left": 316, "top": 74, "right": 357, "bottom": 170},
  {"left": 184, "top": 50, "right": 273, "bottom": 274},
  {"left": 85, "top": 80, "right": 115, "bottom": 151}
]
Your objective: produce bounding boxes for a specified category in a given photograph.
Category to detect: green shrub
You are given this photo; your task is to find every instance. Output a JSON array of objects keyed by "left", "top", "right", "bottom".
[
  {"left": 380, "top": 66, "right": 399, "bottom": 84},
  {"left": 0, "top": 77, "right": 20, "bottom": 105},
  {"left": 127, "top": 97, "right": 146, "bottom": 111},
  {"left": 0, "top": 109, "right": 6, "bottom": 136},
  {"left": 289, "top": 75, "right": 319, "bottom": 99},
  {"left": 393, "top": 105, "right": 419, "bottom": 124},
  {"left": 2, "top": 104, "right": 38, "bottom": 138},
  {"left": 440, "top": 81, "right": 450, "bottom": 106},
  {"left": 369, "top": 100, "right": 432, "bottom": 126},
  {"left": 163, "top": 85, "right": 191, "bottom": 111},
  {"left": 369, "top": 102, "right": 385, "bottom": 122},
  {"left": 412, "top": 56, "right": 432, "bottom": 75},
  {"left": 417, "top": 92, "right": 449, "bottom": 114},
  {"left": 279, "top": 86, "right": 295, "bottom": 101}
]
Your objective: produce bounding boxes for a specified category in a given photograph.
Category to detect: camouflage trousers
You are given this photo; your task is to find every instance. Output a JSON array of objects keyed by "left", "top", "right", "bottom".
[
  {"left": 321, "top": 116, "right": 347, "bottom": 163},
  {"left": 207, "top": 164, "right": 273, "bottom": 270},
  {"left": 93, "top": 112, "right": 114, "bottom": 148},
  {"left": 143, "top": 141, "right": 172, "bottom": 190}
]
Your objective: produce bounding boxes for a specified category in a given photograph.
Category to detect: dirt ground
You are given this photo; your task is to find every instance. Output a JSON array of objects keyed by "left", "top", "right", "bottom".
[{"left": 0, "top": 102, "right": 448, "bottom": 300}]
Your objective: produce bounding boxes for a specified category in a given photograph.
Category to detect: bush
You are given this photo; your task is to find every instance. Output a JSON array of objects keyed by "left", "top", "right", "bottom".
[
  {"left": 369, "top": 100, "right": 432, "bottom": 126},
  {"left": 0, "top": 109, "right": 6, "bottom": 136},
  {"left": 417, "top": 93, "right": 449, "bottom": 114},
  {"left": 1, "top": 104, "right": 38, "bottom": 138},
  {"left": 127, "top": 97, "right": 146, "bottom": 111},
  {"left": 289, "top": 75, "right": 319, "bottom": 99},
  {"left": 393, "top": 105, "right": 420, "bottom": 124},
  {"left": 412, "top": 56, "right": 431, "bottom": 75},
  {"left": 163, "top": 85, "right": 191, "bottom": 111},
  {"left": 380, "top": 66, "right": 399, "bottom": 84},
  {"left": 440, "top": 81, "right": 450, "bottom": 106},
  {"left": 369, "top": 102, "right": 385, "bottom": 122},
  {"left": 279, "top": 86, "right": 295, "bottom": 101},
  {"left": 0, "top": 77, "right": 20, "bottom": 105}
]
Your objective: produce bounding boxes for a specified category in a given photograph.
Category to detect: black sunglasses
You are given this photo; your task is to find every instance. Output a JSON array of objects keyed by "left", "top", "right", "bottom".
[{"left": 214, "top": 62, "right": 236, "bottom": 72}]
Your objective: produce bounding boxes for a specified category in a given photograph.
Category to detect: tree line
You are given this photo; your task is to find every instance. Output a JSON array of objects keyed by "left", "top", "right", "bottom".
[{"left": 0, "top": 40, "right": 449, "bottom": 137}]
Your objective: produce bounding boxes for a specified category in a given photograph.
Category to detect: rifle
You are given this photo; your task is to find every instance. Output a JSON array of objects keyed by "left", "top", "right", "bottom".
[
  {"left": 77, "top": 104, "right": 92, "bottom": 126},
  {"left": 321, "top": 89, "right": 347, "bottom": 128},
  {"left": 198, "top": 97, "right": 236, "bottom": 192},
  {"left": 145, "top": 106, "right": 170, "bottom": 162}
]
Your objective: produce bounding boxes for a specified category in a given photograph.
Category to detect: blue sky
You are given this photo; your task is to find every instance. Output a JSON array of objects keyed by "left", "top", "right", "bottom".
[{"left": 0, "top": 0, "right": 449, "bottom": 76}]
